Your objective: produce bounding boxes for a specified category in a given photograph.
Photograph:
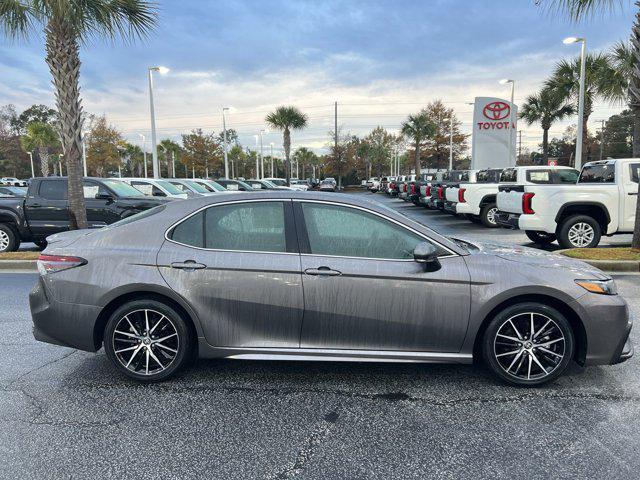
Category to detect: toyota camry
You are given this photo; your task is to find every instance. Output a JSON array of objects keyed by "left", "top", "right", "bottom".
[{"left": 30, "top": 191, "right": 633, "bottom": 386}]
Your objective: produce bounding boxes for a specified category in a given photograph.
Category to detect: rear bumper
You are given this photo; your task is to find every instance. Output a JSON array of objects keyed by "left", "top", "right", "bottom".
[
  {"left": 444, "top": 201, "right": 457, "bottom": 213},
  {"left": 496, "top": 211, "right": 520, "bottom": 229},
  {"left": 455, "top": 202, "right": 478, "bottom": 215},
  {"left": 30, "top": 276, "right": 101, "bottom": 352}
]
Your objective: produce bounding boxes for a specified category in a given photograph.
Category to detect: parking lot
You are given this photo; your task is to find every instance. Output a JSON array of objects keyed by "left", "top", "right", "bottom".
[{"left": 1, "top": 193, "right": 639, "bottom": 479}]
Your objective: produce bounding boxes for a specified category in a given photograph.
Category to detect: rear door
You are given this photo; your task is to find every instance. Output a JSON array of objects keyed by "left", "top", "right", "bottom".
[
  {"left": 296, "top": 200, "right": 470, "bottom": 352},
  {"left": 621, "top": 161, "right": 639, "bottom": 231},
  {"left": 24, "top": 179, "right": 69, "bottom": 236},
  {"left": 157, "top": 199, "right": 304, "bottom": 348}
]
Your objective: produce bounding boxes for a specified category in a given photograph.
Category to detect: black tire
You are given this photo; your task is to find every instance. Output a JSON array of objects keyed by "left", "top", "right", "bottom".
[
  {"left": 557, "top": 215, "right": 601, "bottom": 249},
  {"left": 483, "top": 302, "right": 575, "bottom": 387},
  {"left": 480, "top": 203, "right": 499, "bottom": 228},
  {"left": 104, "top": 299, "right": 193, "bottom": 382},
  {"left": 0, "top": 223, "right": 19, "bottom": 253},
  {"left": 34, "top": 240, "right": 48, "bottom": 250},
  {"left": 525, "top": 231, "right": 557, "bottom": 245}
]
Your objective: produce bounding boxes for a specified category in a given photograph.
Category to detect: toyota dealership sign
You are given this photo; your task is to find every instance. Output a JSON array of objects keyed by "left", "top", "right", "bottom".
[{"left": 471, "top": 97, "right": 517, "bottom": 169}]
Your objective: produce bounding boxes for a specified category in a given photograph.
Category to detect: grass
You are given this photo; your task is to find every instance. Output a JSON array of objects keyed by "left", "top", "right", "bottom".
[
  {"left": 0, "top": 252, "right": 40, "bottom": 260},
  {"left": 561, "top": 248, "right": 640, "bottom": 261}
]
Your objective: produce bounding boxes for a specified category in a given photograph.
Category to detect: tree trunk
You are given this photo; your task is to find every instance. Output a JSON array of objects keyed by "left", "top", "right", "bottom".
[
  {"left": 39, "top": 148, "right": 49, "bottom": 177},
  {"left": 283, "top": 128, "right": 291, "bottom": 186},
  {"left": 542, "top": 127, "right": 549, "bottom": 164},
  {"left": 414, "top": 142, "right": 420, "bottom": 176},
  {"left": 45, "top": 20, "right": 87, "bottom": 230}
]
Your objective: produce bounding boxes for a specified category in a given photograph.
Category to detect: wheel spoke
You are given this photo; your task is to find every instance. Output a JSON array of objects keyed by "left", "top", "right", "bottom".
[
  {"left": 145, "top": 349, "right": 150, "bottom": 374},
  {"left": 154, "top": 333, "right": 177, "bottom": 344},
  {"left": 497, "top": 333, "right": 521, "bottom": 343},
  {"left": 530, "top": 351, "right": 548, "bottom": 374},
  {"left": 506, "top": 350, "right": 524, "bottom": 372},
  {"left": 527, "top": 354, "right": 532, "bottom": 380},
  {"left": 529, "top": 313, "right": 535, "bottom": 339},
  {"left": 496, "top": 349, "right": 521, "bottom": 358},
  {"left": 125, "top": 345, "right": 144, "bottom": 368},
  {"left": 533, "top": 320, "right": 551, "bottom": 339},
  {"left": 149, "top": 315, "right": 166, "bottom": 335},
  {"left": 115, "top": 330, "right": 139, "bottom": 339},
  {"left": 538, "top": 346, "right": 562, "bottom": 358},
  {"left": 145, "top": 310, "right": 150, "bottom": 335},
  {"left": 155, "top": 342, "right": 177, "bottom": 354},
  {"left": 508, "top": 319, "right": 523, "bottom": 340},
  {"left": 115, "top": 345, "right": 139, "bottom": 354},
  {"left": 125, "top": 316, "right": 140, "bottom": 336},
  {"left": 148, "top": 348, "right": 165, "bottom": 369},
  {"left": 539, "top": 337, "right": 563, "bottom": 348}
]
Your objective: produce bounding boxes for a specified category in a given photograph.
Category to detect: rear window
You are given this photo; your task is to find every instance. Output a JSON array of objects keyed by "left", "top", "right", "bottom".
[
  {"left": 500, "top": 169, "right": 517, "bottom": 183},
  {"left": 579, "top": 164, "right": 616, "bottom": 183},
  {"left": 556, "top": 169, "right": 580, "bottom": 184},
  {"left": 476, "top": 170, "right": 501, "bottom": 183},
  {"left": 110, "top": 205, "right": 166, "bottom": 228},
  {"left": 526, "top": 170, "right": 551, "bottom": 184},
  {"left": 39, "top": 180, "right": 67, "bottom": 200},
  {"left": 459, "top": 172, "right": 469, "bottom": 182}
]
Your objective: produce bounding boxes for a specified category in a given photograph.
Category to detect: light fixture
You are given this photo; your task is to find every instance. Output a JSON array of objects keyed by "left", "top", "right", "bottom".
[{"left": 563, "top": 36, "right": 581, "bottom": 44}]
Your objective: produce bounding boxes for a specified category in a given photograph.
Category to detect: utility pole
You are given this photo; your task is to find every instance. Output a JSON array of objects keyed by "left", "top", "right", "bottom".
[
  {"left": 448, "top": 115, "right": 453, "bottom": 170},
  {"left": 335, "top": 101, "right": 340, "bottom": 190},
  {"left": 222, "top": 107, "right": 230, "bottom": 179},
  {"left": 518, "top": 130, "right": 522, "bottom": 164},
  {"left": 171, "top": 150, "right": 176, "bottom": 178},
  {"left": 270, "top": 143, "right": 274, "bottom": 177},
  {"left": 599, "top": 119, "right": 605, "bottom": 160}
]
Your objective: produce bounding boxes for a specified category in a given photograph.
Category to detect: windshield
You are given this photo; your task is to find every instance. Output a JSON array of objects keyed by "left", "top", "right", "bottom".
[
  {"left": 183, "top": 180, "right": 209, "bottom": 193},
  {"left": 262, "top": 180, "right": 278, "bottom": 188},
  {"left": 155, "top": 180, "right": 185, "bottom": 195},
  {"left": 196, "top": 180, "right": 225, "bottom": 192},
  {"left": 103, "top": 179, "right": 145, "bottom": 197},
  {"left": 269, "top": 179, "right": 287, "bottom": 186},
  {"left": 0, "top": 186, "right": 26, "bottom": 196}
]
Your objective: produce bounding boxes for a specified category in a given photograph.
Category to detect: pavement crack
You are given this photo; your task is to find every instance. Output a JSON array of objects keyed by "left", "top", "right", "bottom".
[{"left": 269, "top": 406, "right": 341, "bottom": 479}]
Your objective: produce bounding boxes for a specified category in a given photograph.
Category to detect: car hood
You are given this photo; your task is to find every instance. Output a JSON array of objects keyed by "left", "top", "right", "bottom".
[{"left": 459, "top": 239, "right": 610, "bottom": 280}]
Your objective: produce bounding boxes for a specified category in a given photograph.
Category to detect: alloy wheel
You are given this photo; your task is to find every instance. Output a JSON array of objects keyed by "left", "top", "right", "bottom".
[
  {"left": 567, "top": 222, "right": 594, "bottom": 247},
  {"left": 0, "top": 230, "right": 9, "bottom": 252},
  {"left": 112, "top": 309, "right": 179, "bottom": 376},
  {"left": 493, "top": 312, "right": 565, "bottom": 381},
  {"left": 487, "top": 207, "right": 498, "bottom": 225}
]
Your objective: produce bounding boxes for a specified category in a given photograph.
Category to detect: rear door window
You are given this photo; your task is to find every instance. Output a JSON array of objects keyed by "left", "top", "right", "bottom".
[
  {"left": 554, "top": 169, "right": 580, "bottom": 184},
  {"left": 500, "top": 169, "right": 517, "bottom": 183},
  {"left": 39, "top": 180, "right": 67, "bottom": 200},
  {"left": 630, "top": 163, "right": 639, "bottom": 183},
  {"left": 526, "top": 170, "right": 551, "bottom": 184}
]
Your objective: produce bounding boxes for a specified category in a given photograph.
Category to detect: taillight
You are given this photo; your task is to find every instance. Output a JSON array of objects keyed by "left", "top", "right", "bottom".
[
  {"left": 438, "top": 187, "right": 443, "bottom": 199},
  {"left": 458, "top": 188, "right": 466, "bottom": 203},
  {"left": 37, "top": 254, "right": 86, "bottom": 275},
  {"left": 410, "top": 184, "right": 416, "bottom": 194},
  {"left": 522, "top": 192, "right": 535, "bottom": 214},
  {"left": 403, "top": 184, "right": 407, "bottom": 192},
  {"left": 425, "top": 186, "right": 431, "bottom": 196}
]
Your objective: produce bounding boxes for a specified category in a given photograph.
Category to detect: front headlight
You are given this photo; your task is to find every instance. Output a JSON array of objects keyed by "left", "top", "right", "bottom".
[{"left": 575, "top": 278, "right": 618, "bottom": 295}]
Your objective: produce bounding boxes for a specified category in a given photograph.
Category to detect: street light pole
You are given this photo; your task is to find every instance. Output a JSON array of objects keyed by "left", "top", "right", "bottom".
[
  {"left": 148, "top": 66, "right": 169, "bottom": 179},
  {"left": 81, "top": 132, "right": 88, "bottom": 177},
  {"left": 259, "top": 129, "right": 267, "bottom": 179},
  {"left": 270, "top": 143, "right": 274, "bottom": 177},
  {"left": 222, "top": 107, "right": 230, "bottom": 178},
  {"left": 449, "top": 115, "right": 453, "bottom": 170},
  {"left": 138, "top": 133, "right": 148, "bottom": 178},
  {"left": 499, "top": 78, "right": 515, "bottom": 166},
  {"left": 564, "top": 36, "right": 586, "bottom": 169},
  {"left": 27, "top": 152, "right": 34, "bottom": 178},
  {"left": 254, "top": 135, "right": 259, "bottom": 178}
]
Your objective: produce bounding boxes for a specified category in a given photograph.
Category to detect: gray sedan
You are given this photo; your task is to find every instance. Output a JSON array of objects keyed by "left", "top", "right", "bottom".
[{"left": 29, "top": 192, "right": 632, "bottom": 386}]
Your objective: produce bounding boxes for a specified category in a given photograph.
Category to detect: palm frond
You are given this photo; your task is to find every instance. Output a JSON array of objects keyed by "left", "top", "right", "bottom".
[
  {"left": 265, "top": 106, "right": 308, "bottom": 131},
  {"left": 0, "top": 0, "right": 37, "bottom": 38},
  {"left": 538, "top": 0, "right": 623, "bottom": 21}
]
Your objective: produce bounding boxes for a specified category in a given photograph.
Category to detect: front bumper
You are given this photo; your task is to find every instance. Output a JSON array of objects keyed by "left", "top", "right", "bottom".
[
  {"left": 30, "top": 276, "right": 101, "bottom": 352},
  {"left": 495, "top": 211, "right": 520, "bottom": 229}
]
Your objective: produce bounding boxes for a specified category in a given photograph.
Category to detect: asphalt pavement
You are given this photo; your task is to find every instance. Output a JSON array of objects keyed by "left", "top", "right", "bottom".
[{"left": 1, "top": 194, "right": 639, "bottom": 479}]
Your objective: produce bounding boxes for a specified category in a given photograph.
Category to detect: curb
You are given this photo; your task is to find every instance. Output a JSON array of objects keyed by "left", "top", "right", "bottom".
[
  {"left": 557, "top": 251, "right": 640, "bottom": 273},
  {"left": 0, "top": 260, "right": 37, "bottom": 271}
]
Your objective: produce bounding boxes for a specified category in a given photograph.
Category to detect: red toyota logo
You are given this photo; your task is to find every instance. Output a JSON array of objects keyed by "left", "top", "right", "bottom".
[{"left": 483, "top": 101, "right": 511, "bottom": 121}]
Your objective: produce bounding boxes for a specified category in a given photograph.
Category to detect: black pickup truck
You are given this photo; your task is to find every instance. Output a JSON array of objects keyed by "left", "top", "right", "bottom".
[{"left": 0, "top": 177, "right": 171, "bottom": 252}]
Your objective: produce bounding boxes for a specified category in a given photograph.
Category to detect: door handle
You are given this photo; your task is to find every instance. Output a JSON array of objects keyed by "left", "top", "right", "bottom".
[
  {"left": 629, "top": 192, "right": 638, "bottom": 196},
  {"left": 30, "top": 203, "right": 42, "bottom": 208},
  {"left": 171, "top": 261, "right": 207, "bottom": 270},
  {"left": 304, "top": 266, "right": 342, "bottom": 276}
]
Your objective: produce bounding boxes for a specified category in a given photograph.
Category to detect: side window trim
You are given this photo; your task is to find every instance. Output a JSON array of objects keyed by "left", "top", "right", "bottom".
[
  {"left": 165, "top": 199, "right": 299, "bottom": 255},
  {"left": 293, "top": 199, "right": 456, "bottom": 260}
]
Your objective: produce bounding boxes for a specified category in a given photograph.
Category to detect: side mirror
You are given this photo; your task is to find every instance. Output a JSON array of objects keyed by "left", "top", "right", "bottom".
[
  {"left": 95, "top": 192, "right": 114, "bottom": 202},
  {"left": 413, "top": 242, "right": 441, "bottom": 271}
]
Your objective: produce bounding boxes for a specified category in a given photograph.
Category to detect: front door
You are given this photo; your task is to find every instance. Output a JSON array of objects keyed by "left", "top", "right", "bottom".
[
  {"left": 82, "top": 180, "right": 120, "bottom": 228},
  {"left": 296, "top": 201, "right": 471, "bottom": 353},
  {"left": 157, "top": 200, "right": 304, "bottom": 348}
]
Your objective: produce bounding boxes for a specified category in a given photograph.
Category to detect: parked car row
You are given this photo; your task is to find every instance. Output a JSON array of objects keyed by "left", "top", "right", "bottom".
[
  {"left": 372, "top": 158, "right": 638, "bottom": 249},
  {"left": 0, "top": 177, "right": 28, "bottom": 187}
]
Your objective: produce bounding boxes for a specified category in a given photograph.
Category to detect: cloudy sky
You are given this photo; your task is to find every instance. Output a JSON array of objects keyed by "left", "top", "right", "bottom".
[{"left": 0, "top": 0, "right": 634, "bottom": 156}]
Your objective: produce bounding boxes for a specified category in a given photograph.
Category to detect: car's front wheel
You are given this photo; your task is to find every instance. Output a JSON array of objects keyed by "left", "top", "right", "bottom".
[
  {"left": 483, "top": 302, "right": 574, "bottom": 386},
  {"left": 104, "top": 299, "right": 193, "bottom": 382}
]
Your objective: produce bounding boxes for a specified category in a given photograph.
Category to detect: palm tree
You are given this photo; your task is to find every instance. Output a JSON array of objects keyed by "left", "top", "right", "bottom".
[
  {"left": 20, "top": 122, "right": 60, "bottom": 177},
  {"left": 401, "top": 111, "right": 435, "bottom": 177},
  {"left": 265, "top": 106, "right": 308, "bottom": 186},
  {"left": 293, "top": 147, "right": 317, "bottom": 180},
  {"left": 1, "top": 1, "right": 157, "bottom": 229},
  {"left": 545, "top": 53, "right": 624, "bottom": 165},
  {"left": 520, "top": 88, "right": 575, "bottom": 163}
]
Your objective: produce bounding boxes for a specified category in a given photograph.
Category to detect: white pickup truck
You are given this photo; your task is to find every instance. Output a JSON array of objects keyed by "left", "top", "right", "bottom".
[
  {"left": 447, "top": 168, "right": 503, "bottom": 227},
  {"left": 444, "top": 170, "right": 477, "bottom": 214},
  {"left": 495, "top": 159, "right": 638, "bottom": 248}
]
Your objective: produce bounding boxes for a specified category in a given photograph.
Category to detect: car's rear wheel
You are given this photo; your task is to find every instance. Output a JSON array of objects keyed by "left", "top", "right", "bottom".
[
  {"left": 480, "top": 203, "right": 499, "bottom": 228},
  {"left": 483, "top": 303, "right": 574, "bottom": 386},
  {"left": 525, "top": 231, "right": 557, "bottom": 245},
  {"left": 557, "top": 215, "right": 601, "bottom": 249},
  {"left": 104, "top": 299, "right": 193, "bottom": 382},
  {"left": 0, "top": 224, "right": 19, "bottom": 253}
]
